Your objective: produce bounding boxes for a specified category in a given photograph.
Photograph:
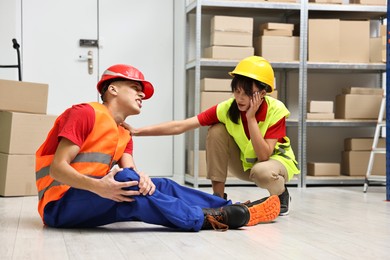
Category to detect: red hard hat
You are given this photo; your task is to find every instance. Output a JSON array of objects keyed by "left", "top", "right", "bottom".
[{"left": 97, "top": 64, "right": 154, "bottom": 100}]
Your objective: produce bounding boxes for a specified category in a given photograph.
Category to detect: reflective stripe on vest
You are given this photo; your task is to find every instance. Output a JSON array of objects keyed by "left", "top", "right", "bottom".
[
  {"left": 216, "top": 97, "right": 300, "bottom": 177},
  {"left": 35, "top": 153, "right": 117, "bottom": 200},
  {"left": 35, "top": 102, "right": 130, "bottom": 219}
]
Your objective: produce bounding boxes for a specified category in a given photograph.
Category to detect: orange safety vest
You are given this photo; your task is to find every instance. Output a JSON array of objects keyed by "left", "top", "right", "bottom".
[{"left": 35, "top": 102, "right": 130, "bottom": 220}]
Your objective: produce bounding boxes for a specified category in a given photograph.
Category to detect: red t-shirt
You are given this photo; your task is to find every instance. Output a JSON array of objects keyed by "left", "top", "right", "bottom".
[
  {"left": 197, "top": 100, "right": 286, "bottom": 142},
  {"left": 40, "top": 103, "right": 133, "bottom": 156}
]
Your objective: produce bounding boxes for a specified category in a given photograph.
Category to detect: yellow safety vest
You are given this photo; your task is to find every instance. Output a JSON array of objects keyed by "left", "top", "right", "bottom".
[{"left": 216, "top": 97, "right": 300, "bottom": 179}]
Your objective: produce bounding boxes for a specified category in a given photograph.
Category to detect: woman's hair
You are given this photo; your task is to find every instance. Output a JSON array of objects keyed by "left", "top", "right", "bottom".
[{"left": 228, "top": 75, "right": 270, "bottom": 124}]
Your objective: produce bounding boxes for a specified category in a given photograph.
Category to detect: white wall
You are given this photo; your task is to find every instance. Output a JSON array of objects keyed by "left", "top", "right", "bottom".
[{"left": 0, "top": 0, "right": 21, "bottom": 80}]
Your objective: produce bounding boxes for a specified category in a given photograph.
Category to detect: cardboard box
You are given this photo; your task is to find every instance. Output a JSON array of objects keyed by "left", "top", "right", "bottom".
[
  {"left": 344, "top": 138, "right": 386, "bottom": 151},
  {"left": 350, "top": 0, "right": 386, "bottom": 5},
  {"left": 307, "top": 101, "right": 333, "bottom": 113},
  {"left": 380, "top": 25, "right": 386, "bottom": 37},
  {"left": 188, "top": 150, "right": 234, "bottom": 177},
  {"left": 308, "top": 19, "right": 340, "bottom": 62},
  {"left": 188, "top": 150, "right": 207, "bottom": 177},
  {"left": 342, "top": 87, "right": 384, "bottom": 95},
  {"left": 335, "top": 94, "right": 382, "bottom": 119},
  {"left": 211, "top": 16, "right": 253, "bottom": 33},
  {"left": 211, "top": 31, "right": 253, "bottom": 47},
  {"left": 0, "top": 79, "right": 49, "bottom": 114},
  {"left": 370, "top": 37, "right": 383, "bottom": 62},
  {"left": 307, "top": 162, "right": 340, "bottom": 176},
  {"left": 0, "top": 111, "right": 57, "bottom": 154},
  {"left": 340, "top": 20, "right": 370, "bottom": 63},
  {"left": 260, "top": 22, "right": 294, "bottom": 31},
  {"left": 0, "top": 153, "right": 37, "bottom": 196},
  {"left": 201, "top": 92, "right": 233, "bottom": 111},
  {"left": 342, "top": 151, "right": 385, "bottom": 176},
  {"left": 260, "top": 29, "right": 293, "bottom": 37},
  {"left": 204, "top": 46, "right": 254, "bottom": 60},
  {"left": 201, "top": 78, "right": 231, "bottom": 92},
  {"left": 254, "top": 36, "right": 299, "bottom": 61},
  {"left": 309, "top": 0, "right": 342, "bottom": 3},
  {"left": 307, "top": 113, "right": 335, "bottom": 120}
]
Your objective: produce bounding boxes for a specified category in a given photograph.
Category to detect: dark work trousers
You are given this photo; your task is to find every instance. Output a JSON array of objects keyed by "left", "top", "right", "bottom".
[{"left": 43, "top": 168, "right": 231, "bottom": 231}]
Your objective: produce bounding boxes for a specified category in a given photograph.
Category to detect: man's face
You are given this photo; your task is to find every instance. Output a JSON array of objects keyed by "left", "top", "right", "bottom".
[{"left": 112, "top": 80, "right": 145, "bottom": 115}]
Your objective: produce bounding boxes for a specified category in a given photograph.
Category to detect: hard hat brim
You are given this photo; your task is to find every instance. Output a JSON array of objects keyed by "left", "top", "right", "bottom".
[{"left": 141, "top": 81, "right": 154, "bottom": 100}]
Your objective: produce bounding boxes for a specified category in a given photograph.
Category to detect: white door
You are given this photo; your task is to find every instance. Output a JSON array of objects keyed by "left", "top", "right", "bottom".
[
  {"left": 22, "top": 0, "right": 99, "bottom": 116},
  {"left": 22, "top": 0, "right": 175, "bottom": 177},
  {"left": 99, "top": 0, "right": 174, "bottom": 177}
]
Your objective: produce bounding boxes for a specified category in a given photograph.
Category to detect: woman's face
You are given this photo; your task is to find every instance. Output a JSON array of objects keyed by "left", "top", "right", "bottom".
[{"left": 233, "top": 83, "right": 262, "bottom": 111}]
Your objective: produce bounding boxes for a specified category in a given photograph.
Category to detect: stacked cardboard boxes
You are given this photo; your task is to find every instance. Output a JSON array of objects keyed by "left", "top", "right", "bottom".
[
  {"left": 342, "top": 138, "right": 386, "bottom": 176},
  {"left": 335, "top": 87, "right": 383, "bottom": 119},
  {"left": 307, "top": 100, "right": 334, "bottom": 119},
  {"left": 308, "top": 19, "right": 370, "bottom": 63},
  {"left": 204, "top": 15, "right": 254, "bottom": 60},
  {"left": 0, "top": 79, "right": 56, "bottom": 196},
  {"left": 370, "top": 24, "right": 387, "bottom": 63},
  {"left": 254, "top": 22, "right": 299, "bottom": 62}
]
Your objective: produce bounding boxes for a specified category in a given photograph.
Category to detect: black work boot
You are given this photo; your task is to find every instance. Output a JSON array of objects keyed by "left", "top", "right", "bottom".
[
  {"left": 201, "top": 204, "right": 250, "bottom": 231},
  {"left": 279, "top": 186, "right": 290, "bottom": 216}
]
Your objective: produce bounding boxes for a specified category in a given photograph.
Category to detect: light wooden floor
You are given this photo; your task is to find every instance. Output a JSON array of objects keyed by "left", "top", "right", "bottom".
[{"left": 1, "top": 185, "right": 389, "bottom": 260}]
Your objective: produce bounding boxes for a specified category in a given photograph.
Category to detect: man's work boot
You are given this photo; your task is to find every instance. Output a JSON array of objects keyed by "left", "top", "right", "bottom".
[
  {"left": 246, "top": 195, "right": 280, "bottom": 226},
  {"left": 201, "top": 204, "right": 250, "bottom": 231}
]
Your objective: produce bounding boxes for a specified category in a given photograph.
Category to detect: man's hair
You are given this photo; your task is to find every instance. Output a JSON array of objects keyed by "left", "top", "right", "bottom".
[
  {"left": 100, "top": 78, "right": 130, "bottom": 102},
  {"left": 228, "top": 75, "right": 270, "bottom": 124}
]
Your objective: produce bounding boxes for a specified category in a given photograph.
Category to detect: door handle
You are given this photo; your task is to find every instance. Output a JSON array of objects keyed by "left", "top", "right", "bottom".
[{"left": 78, "top": 50, "right": 93, "bottom": 75}]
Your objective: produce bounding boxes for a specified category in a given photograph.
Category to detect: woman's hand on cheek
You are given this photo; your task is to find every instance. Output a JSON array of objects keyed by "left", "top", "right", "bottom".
[{"left": 246, "top": 92, "right": 263, "bottom": 119}]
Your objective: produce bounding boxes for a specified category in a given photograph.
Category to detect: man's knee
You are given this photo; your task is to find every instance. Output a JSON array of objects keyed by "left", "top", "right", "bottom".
[{"left": 114, "top": 168, "right": 140, "bottom": 183}]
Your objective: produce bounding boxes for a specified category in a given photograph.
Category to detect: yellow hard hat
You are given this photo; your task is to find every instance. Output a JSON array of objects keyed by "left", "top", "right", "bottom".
[{"left": 229, "top": 56, "right": 275, "bottom": 93}]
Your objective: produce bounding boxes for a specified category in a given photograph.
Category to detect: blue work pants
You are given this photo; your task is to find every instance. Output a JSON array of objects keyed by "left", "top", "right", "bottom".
[{"left": 43, "top": 168, "right": 231, "bottom": 231}]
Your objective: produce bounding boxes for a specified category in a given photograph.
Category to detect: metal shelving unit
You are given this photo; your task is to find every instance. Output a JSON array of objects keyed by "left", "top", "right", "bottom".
[
  {"left": 185, "top": 0, "right": 387, "bottom": 188},
  {"left": 301, "top": 3, "right": 387, "bottom": 187}
]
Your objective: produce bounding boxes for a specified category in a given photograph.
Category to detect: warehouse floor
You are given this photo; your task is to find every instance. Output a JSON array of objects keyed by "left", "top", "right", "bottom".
[{"left": 1, "top": 186, "right": 389, "bottom": 259}]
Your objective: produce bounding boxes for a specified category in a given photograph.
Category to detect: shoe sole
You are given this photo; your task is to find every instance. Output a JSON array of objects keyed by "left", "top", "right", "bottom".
[
  {"left": 246, "top": 195, "right": 280, "bottom": 226},
  {"left": 279, "top": 210, "right": 289, "bottom": 216}
]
